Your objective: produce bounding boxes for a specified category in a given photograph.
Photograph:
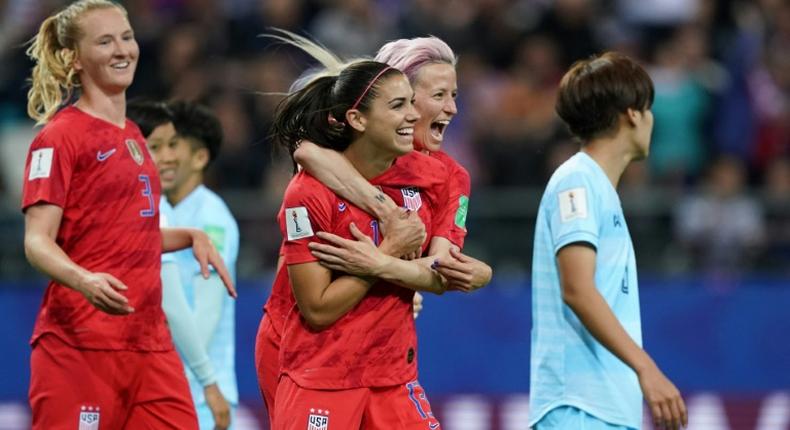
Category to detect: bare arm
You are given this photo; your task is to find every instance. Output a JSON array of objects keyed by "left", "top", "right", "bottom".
[
  {"left": 430, "top": 239, "right": 492, "bottom": 293},
  {"left": 288, "top": 260, "right": 374, "bottom": 330},
  {"left": 295, "top": 140, "right": 397, "bottom": 219},
  {"left": 558, "top": 244, "right": 687, "bottom": 430},
  {"left": 161, "top": 227, "right": 236, "bottom": 298},
  {"left": 309, "top": 223, "right": 446, "bottom": 295},
  {"left": 295, "top": 140, "right": 425, "bottom": 257},
  {"left": 24, "top": 204, "right": 133, "bottom": 314}
]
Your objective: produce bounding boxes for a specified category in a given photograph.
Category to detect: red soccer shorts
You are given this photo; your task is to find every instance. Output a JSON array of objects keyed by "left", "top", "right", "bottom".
[
  {"left": 273, "top": 374, "right": 441, "bottom": 430},
  {"left": 29, "top": 334, "right": 197, "bottom": 430},
  {"left": 255, "top": 313, "right": 280, "bottom": 426}
]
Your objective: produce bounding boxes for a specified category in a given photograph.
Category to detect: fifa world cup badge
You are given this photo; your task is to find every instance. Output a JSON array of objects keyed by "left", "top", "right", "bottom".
[
  {"left": 307, "top": 408, "right": 329, "bottom": 430},
  {"left": 125, "top": 139, "right": 144, "bottom": 165},
  {"left": 78, "top": 405, "right": 100, "bottom": 430}
]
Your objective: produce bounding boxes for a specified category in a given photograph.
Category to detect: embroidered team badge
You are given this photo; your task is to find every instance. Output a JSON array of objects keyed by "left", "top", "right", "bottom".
[
  {"left": 125, "top": 139, "right": 144, "bottom": 165},
  {"left": 307, "top": 408, "right": 329, "bottom": 430},
  {"left": 401, "top": 187, "right": 422, "bottom": 211},
  {"left": 78, "top": 405, "right": 100, "bottom": 430},
  {"left": 286, "top": 206, "right": 314, "bottom": 240}
]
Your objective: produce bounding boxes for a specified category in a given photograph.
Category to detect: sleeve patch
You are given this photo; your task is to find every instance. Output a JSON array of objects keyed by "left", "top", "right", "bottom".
[
  {"left": 558, "top": 187, "right": 588, "bottom": 222},
  {"left": 285, "top": 206, "right": 314, "bottom": 240},
  {"left": 204, "top": 225, "right": 226, "bottom": 252},
  {"left": 28, "top": 148, "right": 54, "bottom": 180},
  {"left": 455, "top": 195, "right": 469, "bottom": 229}
]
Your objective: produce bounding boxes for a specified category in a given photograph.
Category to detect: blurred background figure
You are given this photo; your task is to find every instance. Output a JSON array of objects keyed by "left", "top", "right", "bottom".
[{"left": 674, "top": 155, "right": 766, "bottom": 274}]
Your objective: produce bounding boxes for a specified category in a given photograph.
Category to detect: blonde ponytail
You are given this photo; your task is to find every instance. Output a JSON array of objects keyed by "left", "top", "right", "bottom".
[{"left": 25, "top": 0, "right": 127, "bottom": 125}]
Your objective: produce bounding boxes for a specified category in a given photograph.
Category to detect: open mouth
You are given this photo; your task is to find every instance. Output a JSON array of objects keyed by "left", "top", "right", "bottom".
[
  {"left": 111, "top": 61, "right": 130, "bottom": 70},
  {"left": 159, "top": 168, "right": 176, "bottom": 181},
  {"left": 430, "top": 120, "right": 450, "bottom": 141}
]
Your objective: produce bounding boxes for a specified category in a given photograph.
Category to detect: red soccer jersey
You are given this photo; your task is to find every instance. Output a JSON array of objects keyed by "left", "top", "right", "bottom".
[
  {"left": 430, "top": 150, "right": 471, "bottom": 249},
  {"left": 21, "top": 106, "right": 171, "bottom": 351},
  {"left": 277, "top": 151, "right": 449, "bottom": 389}
]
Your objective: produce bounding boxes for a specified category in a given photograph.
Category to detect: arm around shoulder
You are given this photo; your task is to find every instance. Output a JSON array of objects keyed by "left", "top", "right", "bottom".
[{"left": 295, "top": 140, "right": 398, "bottom": 219}]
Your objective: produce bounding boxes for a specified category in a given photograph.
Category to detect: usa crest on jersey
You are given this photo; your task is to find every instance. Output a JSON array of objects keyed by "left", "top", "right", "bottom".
[
  {"left": 125, "top": 139, "right": 144, "bottom": 165},
  {"left": 307, "top": 408, "right": 329, "bottom": 430},
  {"left": 78, "top": 405, "right": 100, "bottom": 430},
  {"left": 401, "top": 187, "right": 422, "bottom": 211}
]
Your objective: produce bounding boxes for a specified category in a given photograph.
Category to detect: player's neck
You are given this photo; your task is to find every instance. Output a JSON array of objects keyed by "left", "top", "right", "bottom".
[
  {"left": 343, "top": 141, "right": 395, "bottom": 180},
  {"left": 74, "top": 86, "right": 127, "bottom": 128},
  {"left": 166, "top": 177, "right": 202, "bottom": 207},
  {"left": 581, "top": 138, "right": 633, "bottom": 189}
]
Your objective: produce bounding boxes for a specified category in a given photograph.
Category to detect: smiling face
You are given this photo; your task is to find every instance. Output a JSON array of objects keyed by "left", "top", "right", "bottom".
[
  {"left": 353, "top": 74, "right": 420, "bottom": 158},
  {"left": 411, "top": 62, "right": 457, "bottom": 152},
  {"left": 145, "top": 122, "right": 206, "bottom": 199},
  {"left": 72, "top": 7, "right": 138, "bottom": 94}
]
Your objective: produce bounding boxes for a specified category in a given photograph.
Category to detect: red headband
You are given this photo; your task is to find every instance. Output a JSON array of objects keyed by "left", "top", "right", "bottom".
[{"left": 350, "top": 66, "right": 393, "bottom": 111}]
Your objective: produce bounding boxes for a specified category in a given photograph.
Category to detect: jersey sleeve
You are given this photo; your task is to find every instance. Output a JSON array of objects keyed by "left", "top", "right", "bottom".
[
  {"left": 202, "top": 206, "right": 240, "bottom": 278},
  {"left": 436, "top": 161, "right": 471, "bottom": 249},
  {"left": 280, "top": 177, "right": 335, "bottom": 265},
  {"left": 547, "top": 172, "right": 600, "bottom": 254},
  {"left": 21, "top": 131, "right": 76, "bottom": 211}
]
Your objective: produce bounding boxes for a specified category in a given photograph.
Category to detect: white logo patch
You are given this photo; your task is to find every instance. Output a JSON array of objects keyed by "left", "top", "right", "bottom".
[
  {"left": 78, "top": 405, "right": 100, "bottom": 430},
  {"left": 307, "top": 408, "right": 329, "bottom": 430},
  {"left": 286, "top": 206, "right": 314, "bottom": 240},
  {"left": 28, "top": 148, "right": 54, "bottom": 180},
  {"left": 558, "top": 187, "right": 588, "bottom": 222}
]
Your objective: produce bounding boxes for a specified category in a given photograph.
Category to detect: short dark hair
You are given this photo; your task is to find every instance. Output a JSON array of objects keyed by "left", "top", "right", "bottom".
[
  {"left": 168, "top": 100, "right": 223, "bottom": 164},
  {"left": 127, "top": 99, "right": 173, "bottom": 137},
  {"left": 271, "top": 60, "right": 402, "bottom": 172},
  {"left": 556, "top": 52, "right": 654, "bottom": 142}
]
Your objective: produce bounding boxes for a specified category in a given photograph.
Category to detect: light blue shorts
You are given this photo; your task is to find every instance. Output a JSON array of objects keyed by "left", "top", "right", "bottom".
[{"left": 534, "top": 406, "right": 637, "bottom": 430}]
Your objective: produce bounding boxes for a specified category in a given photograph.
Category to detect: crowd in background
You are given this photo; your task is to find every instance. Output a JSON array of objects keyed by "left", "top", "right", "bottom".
[{"left": 1, "top": 0, "right": 789, "bottom": 278}]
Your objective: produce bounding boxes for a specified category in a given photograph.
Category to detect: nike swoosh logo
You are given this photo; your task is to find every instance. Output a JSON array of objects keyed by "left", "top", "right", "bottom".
[
  {"left": 429, "top": 423, "right": 440, "bottom": 429},
  {"left": 97, "top": 148, "right": 117, "bottom": 161}
]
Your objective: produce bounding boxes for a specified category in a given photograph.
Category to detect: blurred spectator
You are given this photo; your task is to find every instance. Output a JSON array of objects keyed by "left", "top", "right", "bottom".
[
  {"left": 310, "top": 0, "right": 396, "bottom": 57},
  {"left": 647, "top": 25, "right": 713, "bottom": 184},
  {"left": 535, "top": 0, "right": 602, "bottom": 67},
  {"left": 475, "top": 36, "right": 565, "bottom": 187},
  {"left": 762, "top": 157, "right": 790, "bottom": 271},
  {"left": 674, "top": 155, "right": 765, "bottom": 273},
  {"left": 750, "top": 29, "right": 790, "bottom": 168}
]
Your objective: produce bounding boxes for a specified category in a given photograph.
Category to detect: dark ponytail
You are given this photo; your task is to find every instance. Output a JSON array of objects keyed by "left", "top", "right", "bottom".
[{"left": 271, "top": 75, "right": 351, "bottom": 172}]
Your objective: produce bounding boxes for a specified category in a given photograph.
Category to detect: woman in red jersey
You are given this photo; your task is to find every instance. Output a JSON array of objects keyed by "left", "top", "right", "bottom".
[
  {"left": 21, "top": 2, "right": 234, "bottom": 429},
  {"left": 296, "top": 36, "right": 492, "bottom": 288},
  {"left": 268, "top": 42, "right": 452, "bottom": 428},
  {"left": 255, "top": 33, "right": 492, "bottom": 424}
]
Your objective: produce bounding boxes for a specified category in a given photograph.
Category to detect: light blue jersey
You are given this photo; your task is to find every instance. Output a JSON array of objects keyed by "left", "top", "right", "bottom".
[
  {"left": 163, "top": 185, "right": 239, "bottom": 428},
  {"left": 530, "top": 152, "right": 642, "bottom": 429},
  {"left": 159, "top": 201, "right": 176, "bottom": 264}
]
